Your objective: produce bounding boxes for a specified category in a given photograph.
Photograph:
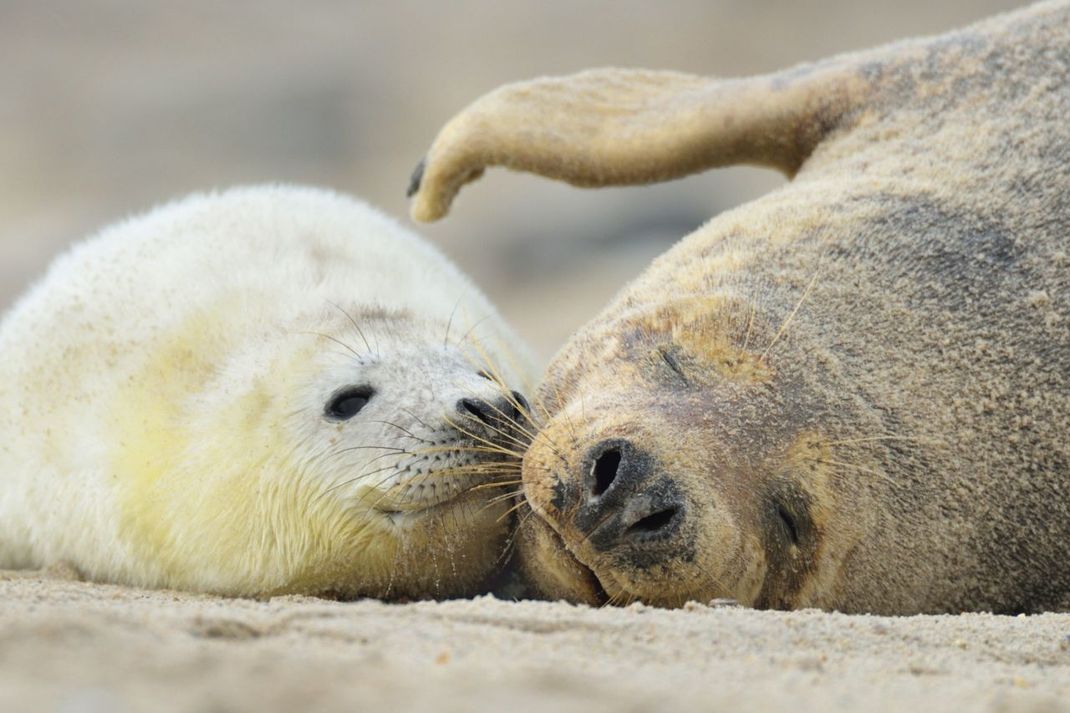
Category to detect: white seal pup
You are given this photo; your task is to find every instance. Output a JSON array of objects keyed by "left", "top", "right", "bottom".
[{"left": 0, "top": 185, "right": 536, "bottom": 598}]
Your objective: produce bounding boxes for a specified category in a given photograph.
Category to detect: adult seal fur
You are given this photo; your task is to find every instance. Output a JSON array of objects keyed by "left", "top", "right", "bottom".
[
  {"left": 0, "top": 185, "right": 535, "bottom": 598},
  {"left": 409, "top": 2, "right": 1070, "bottom": 613}
]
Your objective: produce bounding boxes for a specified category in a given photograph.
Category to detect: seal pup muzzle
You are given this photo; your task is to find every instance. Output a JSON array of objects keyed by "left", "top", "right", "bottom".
[
  {"left": 409, "top": 2, "right": 1070, "bottom": 614},
  {"left": 0, "top": 185, "right": 536, "bottom": 599}
]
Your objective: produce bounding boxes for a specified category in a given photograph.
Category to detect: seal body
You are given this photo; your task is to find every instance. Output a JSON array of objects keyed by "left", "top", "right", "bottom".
[
  {"left": 410, "top": 2, "right": 1070, "bottom": 613},
  {"left": 0, "top": 185, "right": 536, "bottom": 598}
]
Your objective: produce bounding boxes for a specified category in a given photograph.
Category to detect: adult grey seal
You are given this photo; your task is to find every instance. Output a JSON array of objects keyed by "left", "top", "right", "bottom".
[{"left": 409, "top": 2, "right": 1070, "bottom": 613}]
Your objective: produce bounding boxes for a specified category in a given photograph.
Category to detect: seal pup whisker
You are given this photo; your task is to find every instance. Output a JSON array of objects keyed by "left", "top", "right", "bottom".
[
  {"left": 441, "top": 379, "right": 536, "bottom": 448},
  {"left": 496, "top": 498, "right": 533, "bottom": 524},
  {"left": 459, "top": 351, "right": 576, "bottom": 464},
  {"left": 442, "top": 298, "right": 464, "bottom": 351},
  {"left": 477, "top": 487, "right": 526, "bottom": 511},
  {"left": 480, "top": 488, "right": 527, "bottom": 507},
  {"left": 446, "top": 399, "right": 536, "bottom": 457},
  {"left": 431, "top": 426, "right": 527, "bottom": 460},
  {"left": 495, "top": 504, "right": 536, "bottom": 568},
  {"left": 300, "top": 331, "right": 364, "bottom": 360},
  {"left": 432, "top": 461, "right": 523, "bottom": 474},
  {"left": 469, "top": 479, "right": 525, "bottom": 492},
  {"left": 325, "top": 444, "right": 412, "bottom": 457},
  {"left": 457, "top": 315, "right": 494, "bottom": 349},
  {"left": 318, "top": 449, "right": 421, "bottom": 494},
  {"left": 418, "top": 444, "right": 526, "bottom": 459},
  {"left": 442, "top": 413, "right": 531, "bottom": 459},
  {"left": 366, "top": 420, "right": 435, "bottom": 445},
  {"left": 317, "top": 461, "right": 409, "bottom": 503},
  {"left": 324, "top": 299, "right": 375, "bottom": 356},
  {"left": 462, "top": 328, "right": 542, "bottom": 403}
]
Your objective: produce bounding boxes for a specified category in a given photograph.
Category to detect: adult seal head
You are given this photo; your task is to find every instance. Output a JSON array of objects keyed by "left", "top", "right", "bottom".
[
  {"left": 0, "top": 185, "right": 536, "bottom": 599},
  {"left": 409, "top": 2, "right": 1070, "bottom": 614}
]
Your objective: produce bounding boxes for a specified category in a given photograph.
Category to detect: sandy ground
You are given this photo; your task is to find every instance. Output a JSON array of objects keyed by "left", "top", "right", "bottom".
[
  {"left": 5, "top": 4, "right": 1065, "bottom": 712},
  {"left": 2, "top": 570, "right": 1068, "bottom": 713}
]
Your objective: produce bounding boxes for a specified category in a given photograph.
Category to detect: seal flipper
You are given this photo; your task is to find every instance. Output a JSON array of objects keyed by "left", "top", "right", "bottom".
[{"left": 407, "top": 64, "right": 879, "bottom": 222}]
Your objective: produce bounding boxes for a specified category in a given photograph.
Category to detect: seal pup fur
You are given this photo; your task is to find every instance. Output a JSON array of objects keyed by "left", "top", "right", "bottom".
[
  {"left": 0, "top": 185, "right": 536, "bottom": 598},
  {"left": 409, "top": 2, "right": 1070, "bottom": 613}
]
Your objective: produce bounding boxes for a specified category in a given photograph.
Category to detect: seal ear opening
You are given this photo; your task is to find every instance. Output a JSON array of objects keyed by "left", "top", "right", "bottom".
[{"left": 408, "top": 63, "right": 878, "bottom": 222}]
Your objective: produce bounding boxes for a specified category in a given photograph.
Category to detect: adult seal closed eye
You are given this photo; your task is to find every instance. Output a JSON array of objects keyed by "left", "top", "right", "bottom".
[
  {"left": 0, "top": 185, "right": 536, "bottom": 599},
  {"left": 409, "top": 2, "right": 1070, "bottom": 614}
]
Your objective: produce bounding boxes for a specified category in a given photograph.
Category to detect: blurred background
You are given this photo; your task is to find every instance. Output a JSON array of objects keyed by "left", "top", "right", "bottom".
[{"left": 1, "top": 0, "right": 1020, "bottom": 362}]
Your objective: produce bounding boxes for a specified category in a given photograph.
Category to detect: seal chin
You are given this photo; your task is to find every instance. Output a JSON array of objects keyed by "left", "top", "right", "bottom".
[
  {"left": 516, "top": 524, "right": 702, "bottom": 608},
  {"left": 513, "top": 506, "right": 608, "bottom": 606},
  {"left": 515, "top": 507, "right": 706, "bottom": 608},
  {"left": 554, "top": 546, "right": 610, "bottom": 606}
]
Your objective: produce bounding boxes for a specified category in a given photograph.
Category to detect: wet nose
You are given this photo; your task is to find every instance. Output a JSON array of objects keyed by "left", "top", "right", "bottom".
[
  {"left": 456, "top": 391, "right": 528, "bottom": 435},
  {"left": 571, "top": 439, "right": 685, "bottom": 559}
]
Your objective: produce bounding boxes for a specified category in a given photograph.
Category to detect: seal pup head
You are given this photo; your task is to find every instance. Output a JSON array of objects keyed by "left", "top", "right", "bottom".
[
  {"left": 406, "top": 3, "right": 1070, "bottom": 610},
  {"left": 113, "top": 306, "right": 534, "bottom": 599},
  {"left": 263, "top": 309, "right": 536, "bottom": 600}
]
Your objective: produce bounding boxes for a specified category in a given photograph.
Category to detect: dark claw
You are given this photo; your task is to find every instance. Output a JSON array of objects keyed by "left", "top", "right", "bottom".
[{"left": 406, "top": 157, "right": 426, "bottom": 197}]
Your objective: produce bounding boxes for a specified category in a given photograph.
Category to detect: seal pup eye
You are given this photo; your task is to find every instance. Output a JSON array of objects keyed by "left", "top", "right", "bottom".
[{"left": 325, "top": 386, "right": 375, "bottom": 421}]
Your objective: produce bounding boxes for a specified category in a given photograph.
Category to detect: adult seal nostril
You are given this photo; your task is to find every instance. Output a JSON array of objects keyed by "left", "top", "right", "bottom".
[
  {"left": 583, "top": 476, "right": 686, "bottom": 560},
  {"left": 589, "top": 447, "right": 622, "bottom": 498},
  {"left": 620, "top": 493, "right": 682, "bottom": 540},
  {"left": 584, "top": 439, "right": 645, "bottom": 502}
]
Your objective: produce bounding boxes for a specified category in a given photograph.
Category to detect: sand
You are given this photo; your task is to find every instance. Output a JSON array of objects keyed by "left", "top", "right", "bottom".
[{"left": 1, "top": 570, "right": 1067, "bottom": 713}]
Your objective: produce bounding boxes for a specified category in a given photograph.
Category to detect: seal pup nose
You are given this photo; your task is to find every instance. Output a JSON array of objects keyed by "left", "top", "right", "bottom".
[
  {"left": 456, "top": 395, "right": 522, "bottom": 434},
  {"left": 509, "top": 390, "right": 531, "bottom": 420},
  {"left": 457, "top": 397, "right": 496, "bottom": 425}
]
